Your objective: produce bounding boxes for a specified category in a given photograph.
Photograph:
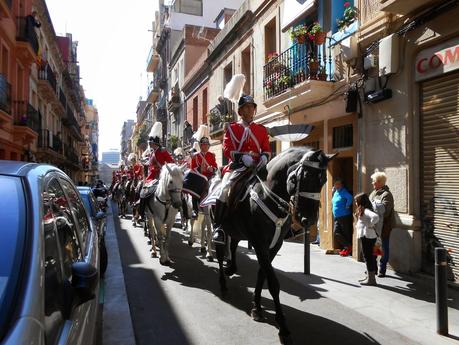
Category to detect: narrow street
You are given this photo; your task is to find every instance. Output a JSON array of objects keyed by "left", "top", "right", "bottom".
[{"left": 108, "top": 203, "right": 417, "bottom": 345}]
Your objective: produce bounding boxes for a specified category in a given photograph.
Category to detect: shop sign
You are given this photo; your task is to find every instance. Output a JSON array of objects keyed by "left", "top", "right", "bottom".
[{"left": 415, "top": 37, "right": 459, "bottom": 81}]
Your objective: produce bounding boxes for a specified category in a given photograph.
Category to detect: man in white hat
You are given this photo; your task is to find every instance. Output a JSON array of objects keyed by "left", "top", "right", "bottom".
[{"left": 145, "top": 123, "right": 175, "bottom": 182}]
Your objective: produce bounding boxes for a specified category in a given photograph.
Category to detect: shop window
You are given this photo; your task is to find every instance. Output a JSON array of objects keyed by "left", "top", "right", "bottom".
[{"left": 333, "top": 124, "right": 353, "bottom": 149}]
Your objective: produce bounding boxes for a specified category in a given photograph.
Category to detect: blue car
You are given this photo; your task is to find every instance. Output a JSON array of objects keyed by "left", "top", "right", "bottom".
[{"left": 0, "top": 161, "right": 100, "bottom": 345}]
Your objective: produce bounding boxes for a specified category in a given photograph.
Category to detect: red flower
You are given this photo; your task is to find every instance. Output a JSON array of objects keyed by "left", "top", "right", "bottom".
[
  {"left": 344, "top": 1, "right": 351, "bottom": 7},
  {"left": 308, "top": 34, "right": 315, "bottom": 41}
]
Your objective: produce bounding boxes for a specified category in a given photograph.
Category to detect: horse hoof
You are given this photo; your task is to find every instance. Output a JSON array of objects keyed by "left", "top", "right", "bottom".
[
  {"left": 225, "top": 266, "right": 238, "bottom": 276},
  {"left": 206, "top": 256, "right": 214, "bottom": 262},
  {"left": 251, "top": 308, "right": 265, "bottom": 322},
  {"left": 160, "top": 259, "right": 171, "bottom": 266},
  {"left": 151, "top": 252, "right": 158, "bottom": 258},
  {"left": 188, "top": 240, "right": 193, "bottom": 247},
  {"left": 132, "top": 223, "right": 136, "bottom": 228},
  {"left": 147, "top": 240, "right": 152, "bottom": 245},
  {"left": 279, "top": 333, "right": 293, "bottom": 345},
  {"left": 200, "top": 247, "right": 206, "bottom": 254}
]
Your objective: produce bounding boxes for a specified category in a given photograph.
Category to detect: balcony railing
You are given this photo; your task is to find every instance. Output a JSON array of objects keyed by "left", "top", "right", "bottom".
[
  {"left": 16, "top": 16, "right": 39, "bottom": 54},
  {"left": 146, "top": 45, "right": 160, "bottom": 72},
  {"left": 38, "top": 64, "right": 57, "bottom": 92},
  {"left": 38, "top": 129, "right": 51, "bottom": 149},
  {"left": 12, "top": 101, "right": 40, "bottom": 133},
  {"left": 0, "top": 74, "right": 11, "bottom": 114},
  {"left": 64, "top": 144, "right": 79, "bottom": 165},
  {"left": 263, "top": 40, "right": 333, "bottom": 100}
]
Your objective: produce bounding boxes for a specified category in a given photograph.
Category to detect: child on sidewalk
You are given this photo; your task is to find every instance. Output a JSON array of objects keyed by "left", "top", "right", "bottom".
[{"left": 355, "top": 192, "right": 380, "bottom": 286}]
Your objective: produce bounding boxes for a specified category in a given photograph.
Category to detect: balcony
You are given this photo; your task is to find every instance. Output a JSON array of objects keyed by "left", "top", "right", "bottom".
[
  {"left": 379, "top": 0, "right": 444, "bottom": 15},
  {"left": 16, "top": 16, "right": 39, "bottom": 66},
  {"left": 146, "top": 78, "right": 160, "bottom": 103},
  {"left": 208, "top": 98, "right": 235, "bottom": 138},
  {"left": 0, "top": 0, "right": 12, "bottom": 18},
  {"left": 59, "top": 88, "right": 67, "bottom": 110},
  {"left": 38, "top": 130, "right": 63, "bottom": 155},
  {"left": 146, "top": 46, "right": 160, "bottom": 72},
  {"left": 12, "top": 101, "right": 40, "bottom": 144},
  {"left": 0, "top": 74, "right": 11, "bottom": 127},
  {"left": 64, "top": 144, "right": 80, "bottom": 167},
  {"left": 38, "top": 64, "right": 58, "bottom": 100}
]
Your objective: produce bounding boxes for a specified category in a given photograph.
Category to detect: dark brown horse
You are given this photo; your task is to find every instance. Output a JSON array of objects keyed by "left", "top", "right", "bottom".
[{"left": 215, "top": 147, "right": 336, "bottom": 344}]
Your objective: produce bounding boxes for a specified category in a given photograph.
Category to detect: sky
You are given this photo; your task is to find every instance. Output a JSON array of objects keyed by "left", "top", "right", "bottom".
[{"left": 46, "top": 0, "right": 158, "bottom": 155}]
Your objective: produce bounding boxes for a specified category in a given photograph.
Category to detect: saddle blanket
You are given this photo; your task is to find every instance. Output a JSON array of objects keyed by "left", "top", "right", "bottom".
[{"left": 140, "top": 180, "right": 158, "bottom": 199}]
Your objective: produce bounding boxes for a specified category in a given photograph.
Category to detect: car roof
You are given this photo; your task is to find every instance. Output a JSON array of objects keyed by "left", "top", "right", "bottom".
[{"left": 0, "top": 160, "right": 39, "bottom": 176}]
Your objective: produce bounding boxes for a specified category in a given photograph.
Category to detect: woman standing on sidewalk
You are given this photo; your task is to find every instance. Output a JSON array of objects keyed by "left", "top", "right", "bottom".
[
  {"left": 332, "top": 178, "right": 353, "bottom": 256},
  {"left": 355, "top": 193, "right": 380, "bottom": 286}
]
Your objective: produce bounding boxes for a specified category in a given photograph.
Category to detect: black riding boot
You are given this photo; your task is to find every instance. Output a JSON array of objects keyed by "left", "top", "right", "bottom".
[
  {"left": 212, "top": 200, "right": 227, "bottom": 245},
  {"left": 192, "top": 198, "right": 199, "bottom": 219}
]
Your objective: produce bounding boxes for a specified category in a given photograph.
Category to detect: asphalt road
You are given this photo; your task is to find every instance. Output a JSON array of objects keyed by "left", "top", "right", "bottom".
[{"left": 113, "top": 211, "right": 415, "bottom": 345}]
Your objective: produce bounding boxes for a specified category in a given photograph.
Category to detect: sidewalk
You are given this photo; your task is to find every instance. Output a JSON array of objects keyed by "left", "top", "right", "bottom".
[
  {"left": 102, "top": 203, "right": 136, "bottom": 345},
  {"left": 252, "top": 240, "right": 459, "bottom": 345}
]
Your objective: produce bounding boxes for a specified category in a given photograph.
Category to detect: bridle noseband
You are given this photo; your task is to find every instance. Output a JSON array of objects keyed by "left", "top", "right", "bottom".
[{"left": 289, "top": 154, "right": 327, "bottom": 203}]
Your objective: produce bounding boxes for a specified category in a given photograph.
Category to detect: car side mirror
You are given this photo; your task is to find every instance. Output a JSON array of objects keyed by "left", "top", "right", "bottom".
[
  {"left": 95, "top": 211, "right": 106, "bottom": 220},
  {"left": 71, "top": 261, "right": 98, "bottom": 306}
]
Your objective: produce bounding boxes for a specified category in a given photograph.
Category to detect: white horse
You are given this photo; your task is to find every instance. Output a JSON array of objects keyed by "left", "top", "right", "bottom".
[{"left": 144, "top": 163, "right": 184, "bottom": 266}]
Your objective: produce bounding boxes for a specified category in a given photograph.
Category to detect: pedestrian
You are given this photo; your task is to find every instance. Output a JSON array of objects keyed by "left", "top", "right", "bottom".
[
  {"left": 369, "top": 171, "right": 394, "bottom": 277},
  {"left": 355, "top": 192, "right": 379, "bottom": 286},
  {"left": 331, "top": 178, "right": 353, "bottom": 256}
]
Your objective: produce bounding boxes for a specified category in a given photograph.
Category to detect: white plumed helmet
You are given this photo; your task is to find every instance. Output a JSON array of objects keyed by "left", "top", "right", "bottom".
[{"left": 223, "top": 74, "right": 246, "bottom": 103}]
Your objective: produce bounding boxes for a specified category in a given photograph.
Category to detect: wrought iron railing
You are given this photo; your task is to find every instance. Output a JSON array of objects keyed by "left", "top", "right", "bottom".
[
  {"left": 16, "top": 16, "right": 39, "bottom": 54},
  {"left": 38, "top": 64, "right": 57, "bottom": 92},
  {"left": 263, "top": 39, "right": 333, "bottom": 100},
  {"left": 12, "top": 101, "right": 40, "bottom": 133},
  {"left": 64, "top": 144, "right": 79, "bottom": 165},
  {"left": 38, "top": 129, "right": 51, "bottom": 149},
  {"left": 0, "top": 74, "right": 11, "bottom": 114}
]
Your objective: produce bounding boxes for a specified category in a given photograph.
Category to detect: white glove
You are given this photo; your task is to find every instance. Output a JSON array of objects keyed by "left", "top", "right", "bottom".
[
  {"left": 258, "top": 155, "right": 268, "bottom": 168},
  {"left": 242, "top": 154, "right": 254, "bottom": 167}
]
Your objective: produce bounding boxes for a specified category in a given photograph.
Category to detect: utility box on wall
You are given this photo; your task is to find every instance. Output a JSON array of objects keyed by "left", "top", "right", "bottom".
[{"left": 379, "top": 34, "right": 399, "bottom": 76}]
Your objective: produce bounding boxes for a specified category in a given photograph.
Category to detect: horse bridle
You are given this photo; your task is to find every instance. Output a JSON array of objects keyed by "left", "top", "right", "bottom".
[{"left": 289, "top": 154, "right": 327, "bottom": 204}]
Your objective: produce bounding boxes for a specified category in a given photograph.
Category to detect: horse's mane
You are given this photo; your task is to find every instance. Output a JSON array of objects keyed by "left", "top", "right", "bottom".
[
  {"left": 157, "top": 164, "right": 183, "bottom": 196},
  {"left": 267, "top": 146, "right": 315, "bottom": 181}
]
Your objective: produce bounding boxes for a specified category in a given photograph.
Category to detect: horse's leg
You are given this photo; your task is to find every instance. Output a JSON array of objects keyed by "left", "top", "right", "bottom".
[
  {"left": 215, "top": 243, "right": 227, "bottom": 295},
  {"left": 188, "top": 214, "right": 194, "bottom": 247},
  {"left": 147, "top": 214, "right": 157, "bottom": 258},
  {"left": 225, "top": 238, "right": 239, "bottom": 276},
  {"left": 251, "top": 268, "right": 266, "bottom": 322},
  {"left": 257, "top": 251, "right": 292, "bottom": 345}
]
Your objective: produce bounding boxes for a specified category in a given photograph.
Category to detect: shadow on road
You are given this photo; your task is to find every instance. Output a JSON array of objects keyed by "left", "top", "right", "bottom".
[
  {"left": 113, "top": 206, "right": 192, "bottom": 345},
  {"left": 159, "top": 231, "right": 381, "bottom": 345}
]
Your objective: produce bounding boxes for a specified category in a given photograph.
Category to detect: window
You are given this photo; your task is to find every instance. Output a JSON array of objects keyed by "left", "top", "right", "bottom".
[
  {"left": 241, "top": 47, "right": 252, "bottom": 95},
  {"left": 43, "top": 178, "right": 84, "bottom": 344},
  {"left": 172, "top": 0, "right": 202, "bottom": 16},
  {"left": 202, "top": 88, "right": 207, "bottom": 124},
  {"left": 333, "top": 124, "right": 353, "bottom": 149},
  {"left": 59, "top": 179, "right": 90, "bottom": 254},
  {"left": 264, "top": 17, "right": 277, "bottom": 63},
  {"left": 192, "top": 96, "right": 198, "bottom": 130},
  {"left": 223, "top": 62, "right": 233, "bottom": 89}
]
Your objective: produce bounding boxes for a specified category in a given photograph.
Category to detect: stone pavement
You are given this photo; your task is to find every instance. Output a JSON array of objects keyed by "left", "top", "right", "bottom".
[{"left": 266, "top": 240, "right": 459, "bottom": 345}]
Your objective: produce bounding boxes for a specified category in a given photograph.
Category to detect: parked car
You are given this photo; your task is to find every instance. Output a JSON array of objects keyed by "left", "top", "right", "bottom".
[
  {"left": 77, "top": 186, "right": 108, "bottom": 276},
  {"left": 0, "top": 161, "right": 100, "bottom": 345}
]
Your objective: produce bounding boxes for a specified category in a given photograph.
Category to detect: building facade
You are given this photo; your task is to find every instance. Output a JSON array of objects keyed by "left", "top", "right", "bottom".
[{"left": 101, "top": 149, "right": 120, "bottom": 165}]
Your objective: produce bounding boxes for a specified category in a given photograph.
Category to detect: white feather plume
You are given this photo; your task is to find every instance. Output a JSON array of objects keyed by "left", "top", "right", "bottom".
[
  {"left": 223, "top": 74, "right": 246, "bottom": 102},
  {"left": 174, "top": 147, "right": 184, "bottom": 156},
  {"left": 127, "top": 153, "right": 137, "bottom": 162},
  {"left": 192, "top": 142, "right": 200, "bottom": 152},
  {"left": 149, "top": 122, "right": 163, "bottom": 138},
  {"left": 192, "top": 124, "right": 209, "bottom": 141}
]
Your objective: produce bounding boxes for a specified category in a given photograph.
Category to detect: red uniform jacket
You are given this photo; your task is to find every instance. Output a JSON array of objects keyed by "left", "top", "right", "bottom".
[
  {"left": 128, "top": 163, "right": 143, "bottom": 180},
  {"left": 146, "top": 148, "right": 175, "bottom": 182},
  {"left": 191, "top": 151, "right": 218, "bottom": 179},
  {"left": 223, "top": 121, "right": 271, "bottom": 164}
]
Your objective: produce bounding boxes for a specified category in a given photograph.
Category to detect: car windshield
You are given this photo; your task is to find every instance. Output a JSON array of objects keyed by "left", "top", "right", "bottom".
[{"left": 0, "top": 175, "right": 26, "bottom": 337}]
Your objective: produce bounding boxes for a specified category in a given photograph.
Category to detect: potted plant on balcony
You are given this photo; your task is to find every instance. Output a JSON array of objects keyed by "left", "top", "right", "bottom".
[
  {"left": 309, "top": 22, "right": 326, "bottom": 45},
  {"left": 279, "top": 75, "right": 291, "bottom": 89},
  {"left": 290, "top": 24, "right": 307, "bottom": 44},
  {"left": 337, "top": 2, "right": 357, "bottom": 31}
]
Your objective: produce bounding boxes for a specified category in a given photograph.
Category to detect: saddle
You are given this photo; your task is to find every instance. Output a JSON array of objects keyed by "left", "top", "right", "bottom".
[
  {"left": 140, "top": 180, "right": 158, "bottom": 199},
  {"left": 227, "top": 168, "right": 257, "bottom": 213}
]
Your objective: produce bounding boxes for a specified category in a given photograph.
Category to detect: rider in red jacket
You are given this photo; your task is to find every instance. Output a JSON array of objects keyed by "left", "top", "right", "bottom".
[
  {"left": 191, "top": 137, "right": 218, "bottom": 180},
  {"left": 213, "top": 95, "right": 271, "bottom": 244},
  {"left": 145, "top": 135, "right": 175, "bottom": 182}
]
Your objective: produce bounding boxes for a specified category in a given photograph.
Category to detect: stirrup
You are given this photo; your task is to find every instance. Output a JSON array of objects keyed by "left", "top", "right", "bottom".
[{"left": 212, "top": 228, "right": 226, "bottom": 245}]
